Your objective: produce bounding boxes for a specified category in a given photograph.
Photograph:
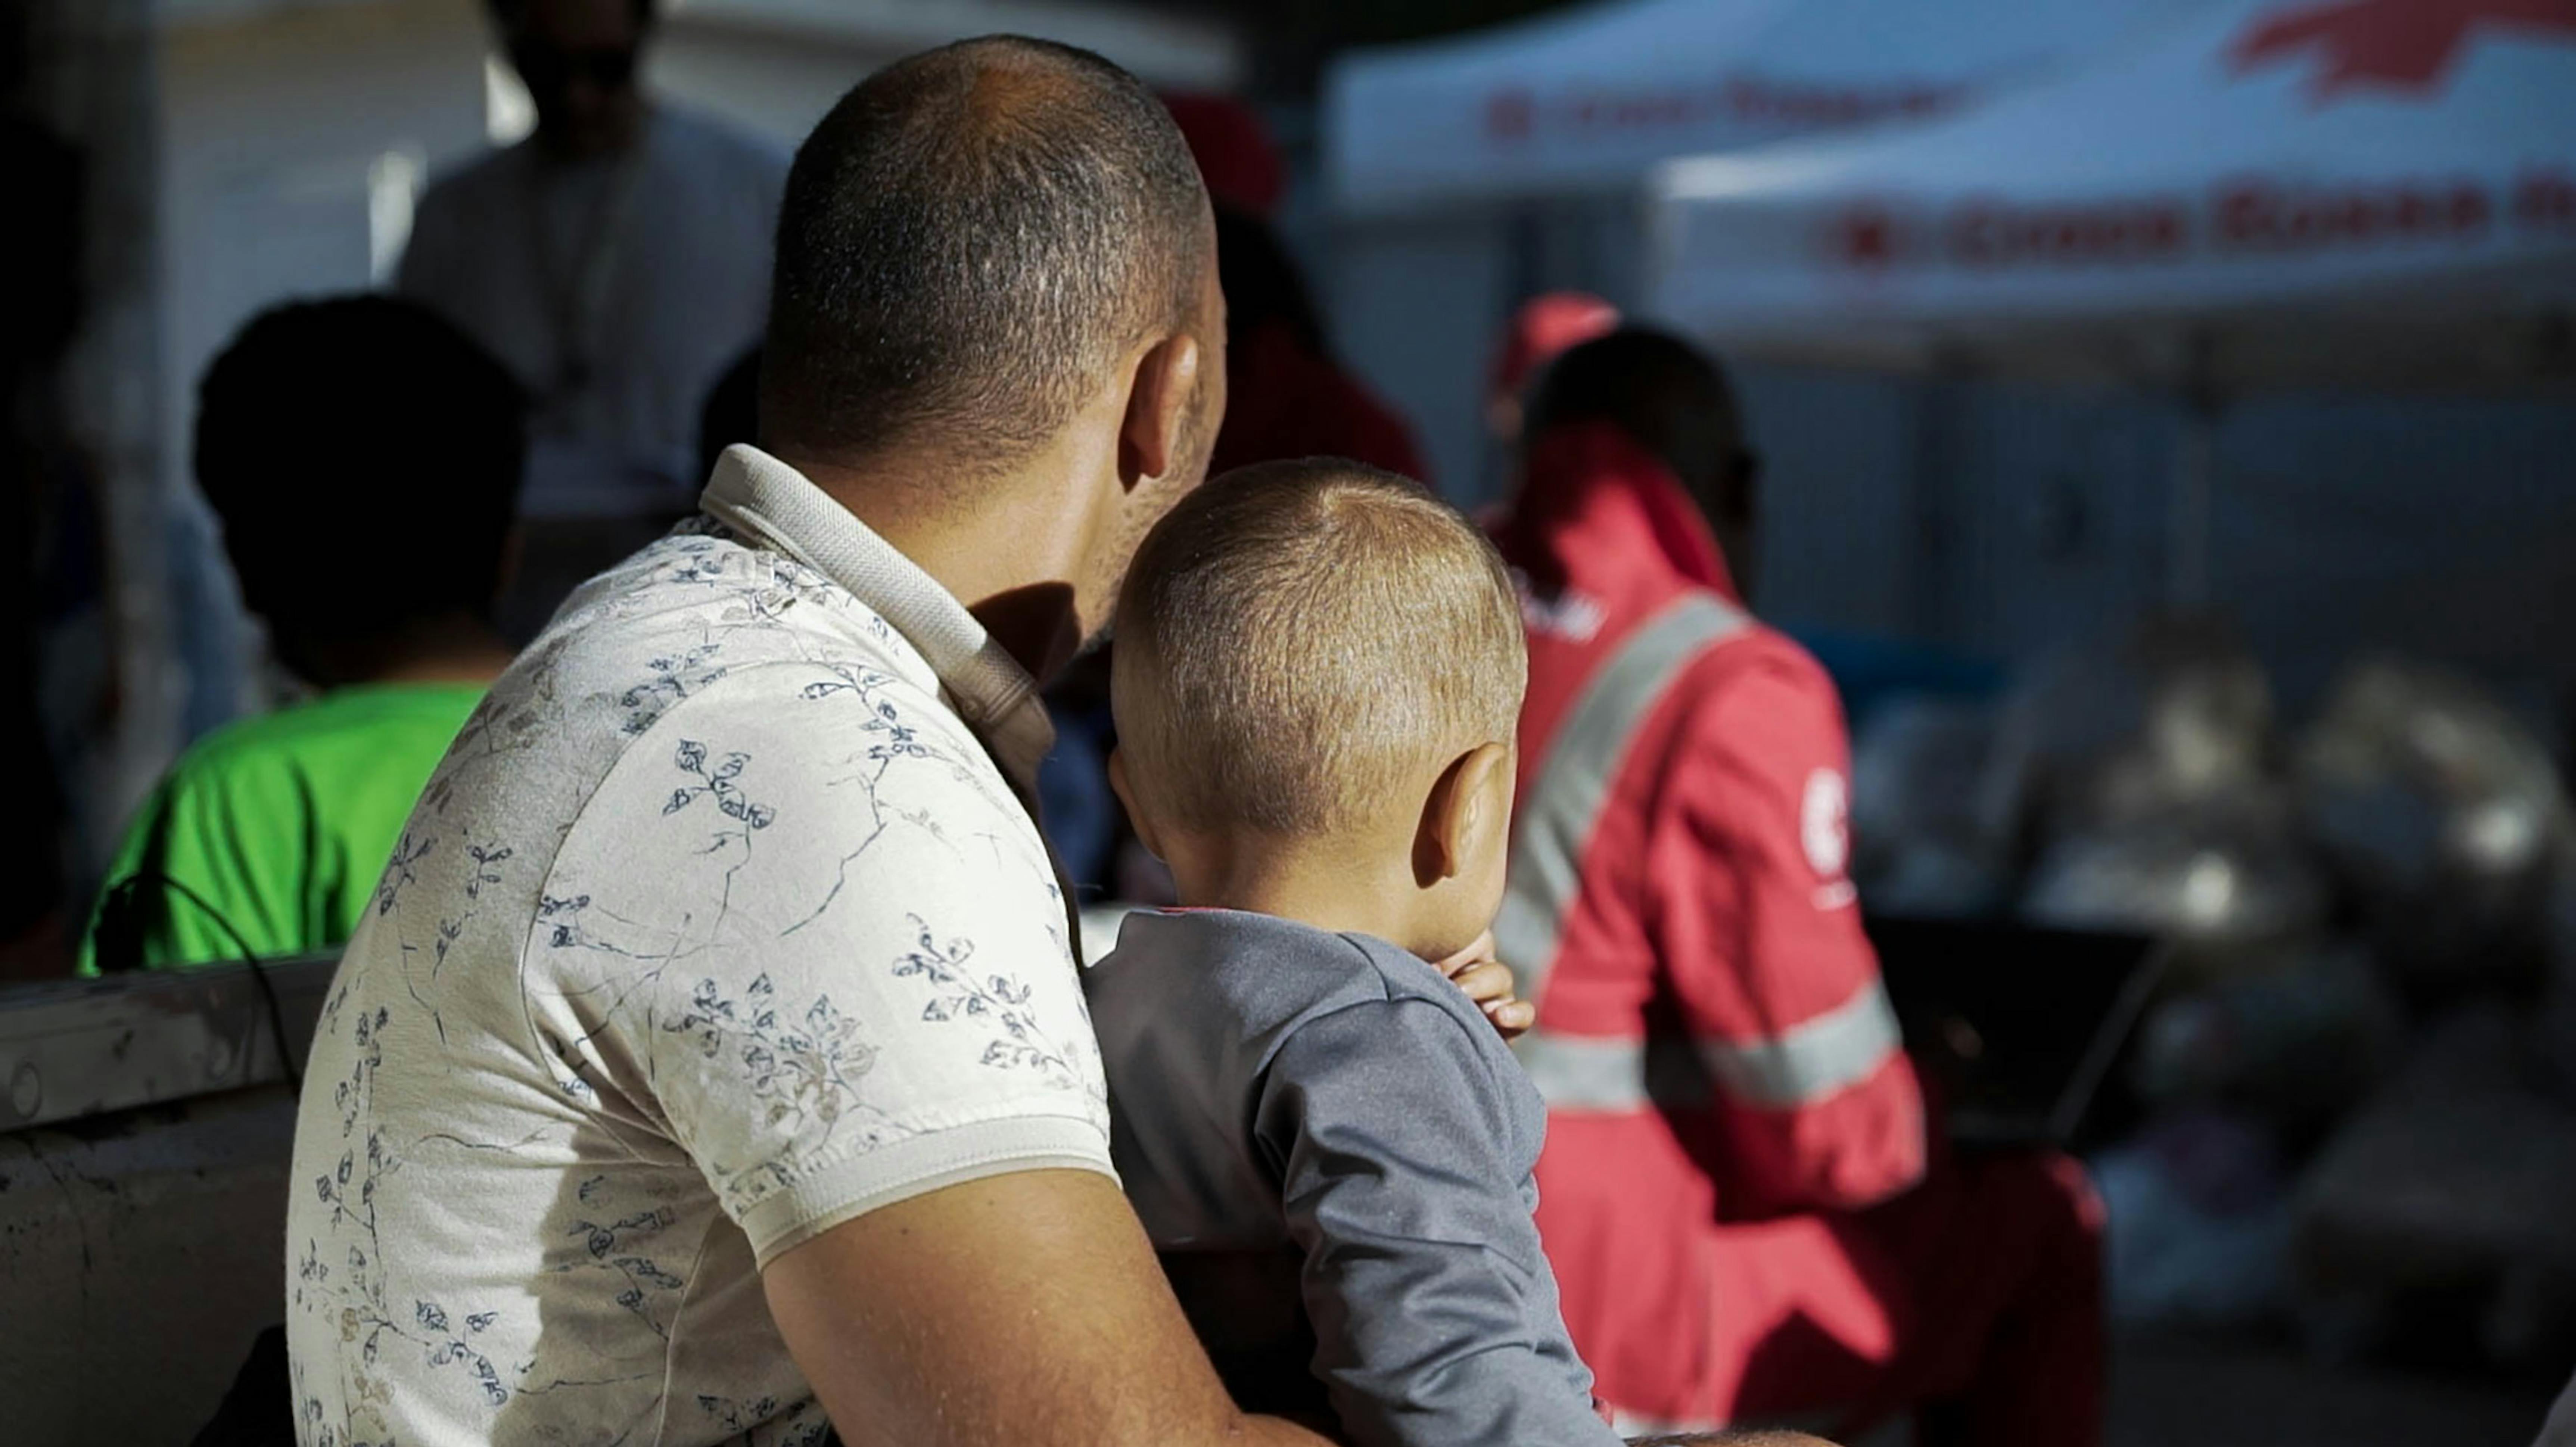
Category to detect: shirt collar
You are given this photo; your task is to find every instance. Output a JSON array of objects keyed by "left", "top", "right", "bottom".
[{"left": 698, "top": 444, "right": 1057, "bottom": 791}]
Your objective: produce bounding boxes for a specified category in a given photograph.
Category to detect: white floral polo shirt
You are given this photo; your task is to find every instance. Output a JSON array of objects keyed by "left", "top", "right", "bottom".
[{"left": 284, "top": 445, "right": 1112, "bottom": 1447}]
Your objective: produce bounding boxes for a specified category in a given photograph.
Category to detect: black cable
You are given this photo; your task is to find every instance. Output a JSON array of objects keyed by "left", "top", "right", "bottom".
[{"left": 96, "top": 871, "right": 305, "bottom": 1097}]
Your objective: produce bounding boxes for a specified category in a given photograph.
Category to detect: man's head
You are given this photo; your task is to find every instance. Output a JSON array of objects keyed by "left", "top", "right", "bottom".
[
  {"left": 761, "top": 37, "right": 1220, "bottom": 665},
  {"left": 1111, "top": 460, "right": 1526, "bottom": 960},
  {"left": 1522, "top": 326, "right": 1762, "bottom": 600},
  {"left": 488, "top": 0, "right": 655, "bottom": 159},
  {"left": 196, "top": 295, "right": 526, "bottom": 686}
]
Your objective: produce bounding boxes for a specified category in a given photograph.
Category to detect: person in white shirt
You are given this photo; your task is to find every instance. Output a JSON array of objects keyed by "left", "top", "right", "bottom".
[
  {"left": 290, "top": 31, "right": 1826, "bottom": 1447},
  {"left": 398, "top": 0, "right": 784, "bottom": 519},
  {"left": 283, "top": 35, "right": 1308, "bottom": 1447}
]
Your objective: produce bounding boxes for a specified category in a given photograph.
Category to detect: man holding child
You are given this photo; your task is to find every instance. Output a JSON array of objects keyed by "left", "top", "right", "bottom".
[{"left": 286, "top": 34, "right": 1827, "bottom": 1447}]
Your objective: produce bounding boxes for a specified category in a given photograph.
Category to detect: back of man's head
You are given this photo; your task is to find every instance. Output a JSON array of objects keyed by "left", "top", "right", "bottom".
[
  {"left": 1521, "top": 326, "right": 1749, "bottom": 524},
  {"left": 195, "top": 295, "right": 525, "bottom": 680},
  {"left": 761, "top": 36, "right": 1211, "bottom": 478}
]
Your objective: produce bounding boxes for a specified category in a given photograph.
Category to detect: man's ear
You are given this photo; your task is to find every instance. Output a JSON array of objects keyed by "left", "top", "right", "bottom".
[
  {"left": 1117, "top": 332, "right": 1202, "bottom": 491},
  {"left": 1107, "top": 747, "right": 1166, "bottom": 862},
  {"left": 1413, "top": 742, "right": 1511, "bottom": 889}
]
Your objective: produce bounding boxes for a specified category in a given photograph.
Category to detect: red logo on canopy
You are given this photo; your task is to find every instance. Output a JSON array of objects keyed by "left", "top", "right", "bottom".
[
  {"left": 2233, "top": 0, "right": 2576, "bottom": 98},
  {"left": 1486, "top": 89, "right": 1536, "bottom": 142},
  {"left": 1837, "top": 206, "right": 1901, "bottom": 266}
]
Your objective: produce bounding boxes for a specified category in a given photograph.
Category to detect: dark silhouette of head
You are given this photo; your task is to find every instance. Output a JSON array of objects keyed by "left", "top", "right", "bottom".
[
  {"left": 1523, "top": 326, "right": 1763, "bottom": 600},
  {"left": 486, "top": 0, "right": 657, "bottom": 159},
  {"left": 1213, "top": 204, "right": 1327, "bottom": 360},
  {"left": 1487, "top": 292, "right": 1618, "bottom": 444},
  {"left": 760, "top": 36, "right": 1216, "bottom": 486},
  {"left": 195, "top": 296, "right": 526, "bottom": 685}
]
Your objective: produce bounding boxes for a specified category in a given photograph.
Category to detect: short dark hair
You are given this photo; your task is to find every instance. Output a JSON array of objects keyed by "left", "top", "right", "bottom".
[
  {"left": 1214, "top": 203, "right": 1326, "bottom": 357},
  {"left": 1522, "top": 327, "right": 1749, "bottom": 518},
  {"left": 760, "top": 36, "right": 1210, "bottom": 474},
  {"left": 193, "top": 296, "right": 525, "bottom": 670},
  {"left": 484, "top": 0, "right": 656, "bottom": 28}
]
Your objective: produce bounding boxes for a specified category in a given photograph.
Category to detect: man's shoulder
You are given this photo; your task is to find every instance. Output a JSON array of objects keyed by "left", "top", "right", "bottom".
[
  {"left": 542, "top": 539, "right": 1039, "bottom": 870},
  {"left": 423, "top": 528, "right": 988, "bottom": 858},
  {"left": 536, "top": 527, "right": 933, "bottom": 700}
]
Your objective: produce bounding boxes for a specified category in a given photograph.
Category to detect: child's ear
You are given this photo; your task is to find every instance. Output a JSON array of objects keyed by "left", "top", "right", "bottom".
[
  {"left": 1414, "top": 742, "right": 1512, "bottom": 888},
  {"left": 1107, "top": 747, "right": 1167, "bottom": 862}
]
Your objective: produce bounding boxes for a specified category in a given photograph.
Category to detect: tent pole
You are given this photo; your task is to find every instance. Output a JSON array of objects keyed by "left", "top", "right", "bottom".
[
  {"left": 1906, "top": 349, "right": 1970, "bottom": 641},
  {"left": 2169, "top": 403, "right": 2216, "bottom": 608},
  {"left": 2168, "top": 336, "right": 2219, "bottom": 609}
]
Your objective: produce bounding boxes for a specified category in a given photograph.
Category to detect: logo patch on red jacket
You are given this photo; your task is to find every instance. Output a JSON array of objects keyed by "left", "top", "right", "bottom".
[{"left": 1801, "top": 768, "right": 1853, "bottom": 898}]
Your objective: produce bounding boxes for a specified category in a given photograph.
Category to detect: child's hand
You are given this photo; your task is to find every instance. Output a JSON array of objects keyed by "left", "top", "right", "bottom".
[{"left": 1432, "top": 928, "right": 1535, "bottom": 1041}]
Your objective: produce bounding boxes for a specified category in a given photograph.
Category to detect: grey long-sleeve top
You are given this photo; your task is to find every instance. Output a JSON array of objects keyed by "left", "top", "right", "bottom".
[{"left": 1087, "top": 908, "right": 1622, "bottom": 1447}]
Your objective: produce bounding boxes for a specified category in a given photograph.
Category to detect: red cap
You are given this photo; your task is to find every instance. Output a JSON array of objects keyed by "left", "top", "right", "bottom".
[
  {"left": 1163, "top": 92, "right": 1284, "bottom": 217},
  {"left": 1490, "top": 292, "right": 1620, "bottom": 402}
]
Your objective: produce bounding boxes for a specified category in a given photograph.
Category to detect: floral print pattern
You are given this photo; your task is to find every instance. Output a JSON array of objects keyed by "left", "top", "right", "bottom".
[{"left": 284, "top": 514, "right": 1110, "bottom": 1447}]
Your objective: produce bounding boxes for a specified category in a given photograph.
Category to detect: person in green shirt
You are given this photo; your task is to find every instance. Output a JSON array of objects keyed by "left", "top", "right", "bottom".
[{"left": 83, "top": 295, "right": 527, "bottom": 973}]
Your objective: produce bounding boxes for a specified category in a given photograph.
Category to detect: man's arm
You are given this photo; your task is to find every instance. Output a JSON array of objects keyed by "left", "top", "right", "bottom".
[{"left": 764, "top": 1167, "right": 1332, "bottom": 1447}]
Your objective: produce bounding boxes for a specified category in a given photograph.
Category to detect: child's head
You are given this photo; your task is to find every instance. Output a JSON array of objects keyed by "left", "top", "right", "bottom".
[
  {"left": 195, "top": 295, "right": 526, "bottom": 686},
  {"left": 1111, "top": 458, "right": 1526, "bottom": 959}
]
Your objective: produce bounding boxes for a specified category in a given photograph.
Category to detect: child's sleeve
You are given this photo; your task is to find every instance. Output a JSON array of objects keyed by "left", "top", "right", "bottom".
[{"left": 1254, "top": 997, "right": 1624, "bottom": 1447}]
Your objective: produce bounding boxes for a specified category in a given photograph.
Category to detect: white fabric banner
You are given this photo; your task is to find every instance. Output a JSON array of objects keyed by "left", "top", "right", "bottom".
[
  {"left": 1325, "top": 0, "right": 2212, "bottom": 215},
  {"left": 1645, "top": 0, "right": 2576, "bottom": 389}
]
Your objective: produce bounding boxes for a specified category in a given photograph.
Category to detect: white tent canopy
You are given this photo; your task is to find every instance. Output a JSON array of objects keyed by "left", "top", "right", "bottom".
[
  {"left": 1324, "top": 0, "right": 2212, "bottom": 216},
  {"left": 1645, "top": 0, "right": 2576, "bottom": 393}
]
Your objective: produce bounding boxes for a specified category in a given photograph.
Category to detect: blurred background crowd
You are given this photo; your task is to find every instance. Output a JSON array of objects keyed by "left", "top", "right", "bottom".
[{"left": 2, "top": 0, "right": 2572, "bottom": 1443}]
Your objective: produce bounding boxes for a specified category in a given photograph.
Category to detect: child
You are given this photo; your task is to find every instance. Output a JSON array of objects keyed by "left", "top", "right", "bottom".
[
  {"left": 81, "top": 296, "right": 526, "bottom": 973},
  {"left": 1088, "top": 458, "right": 1624, "bottom": 1447}
]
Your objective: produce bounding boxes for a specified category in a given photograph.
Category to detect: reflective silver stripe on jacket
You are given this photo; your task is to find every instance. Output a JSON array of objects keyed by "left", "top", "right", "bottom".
[
  {"left": 1698, "top": 975, "right": 1901, "bottom": 1107},
  {"left": 1494, "top": 592, "right": 1751, "bottom": 1013},
  {"left": 1518, "top": 978, "right": 1903, "bottom": 1113},
  {"left": 1498, "top": 589, "right": 1901, "bottom": 1114},
  {"left": 1514, "top": 1032, "right": 1711, "bottom": 1113}
]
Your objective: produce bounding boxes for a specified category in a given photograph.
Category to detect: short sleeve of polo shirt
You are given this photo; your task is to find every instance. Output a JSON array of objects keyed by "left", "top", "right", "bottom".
[{"left": 526, "top": 662, "right": 1114, "bottom": 1267}]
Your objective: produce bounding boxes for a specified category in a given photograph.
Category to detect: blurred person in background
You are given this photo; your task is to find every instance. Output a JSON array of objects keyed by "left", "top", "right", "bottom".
[
  {"left": 1491, "top": 327, "right": 2104, "bottom": 1446},
  {"left": 83, "top": 296, "right": 525, "bottom": 974},
  {"left": 1166, "top": 93, "right": 1429, "bottom": 483},
  {"left": 1485, "top": 291, "right": 1619, "bottom": 449},
  {"left": 400, "top": 0, "right": 782, "bottom": 628}
]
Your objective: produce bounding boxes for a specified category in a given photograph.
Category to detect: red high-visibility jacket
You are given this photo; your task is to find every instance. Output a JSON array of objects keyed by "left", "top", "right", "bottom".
[{"left": 1491, "top": 422, "right": 1928, "bottom": 1423}]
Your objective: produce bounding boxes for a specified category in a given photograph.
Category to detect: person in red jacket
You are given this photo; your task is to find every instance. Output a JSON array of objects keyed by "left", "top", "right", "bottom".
[
  {"left": 1491, "top": 327, "right": 2104, "bottom": 1446},
  {"left": 1485, "top": 291, "right": 1619, "bottom": 448}
]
